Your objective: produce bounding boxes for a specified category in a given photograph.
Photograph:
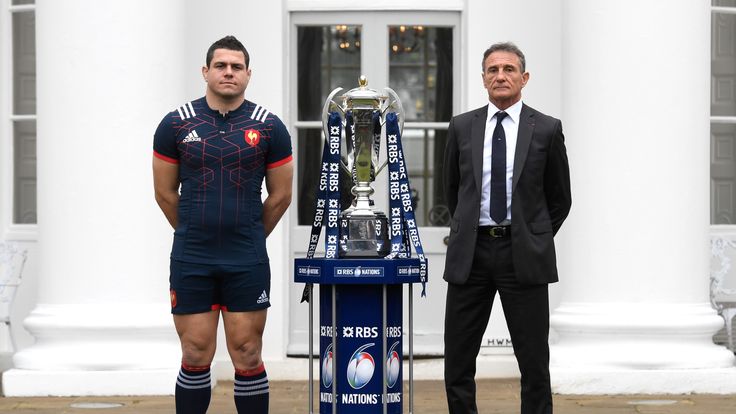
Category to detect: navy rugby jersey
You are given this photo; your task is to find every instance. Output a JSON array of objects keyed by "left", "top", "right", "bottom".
[{"left": 153, "top": 97, "right": 292, "bottom": 265}]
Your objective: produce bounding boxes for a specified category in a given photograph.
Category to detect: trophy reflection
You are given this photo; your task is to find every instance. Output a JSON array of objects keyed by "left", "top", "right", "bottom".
[{"left": 322, "top": 76, "right": 404, "bottom": 258}]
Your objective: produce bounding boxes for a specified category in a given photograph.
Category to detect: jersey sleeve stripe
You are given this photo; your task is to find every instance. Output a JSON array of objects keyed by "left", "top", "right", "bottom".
[
  {"left": 187, "top": 101, "right": 196, "bottom": 117},
  {"left": 176, "top": 107, "right": 185, "bottom": 120},
  {"left": 154, "top": 150, "right": 179, "bottom": 164},
  {"left": 251, "top": 105, "right": 263, "bottom": 121},
  {"left": 266, "top": 154, "right": 293, "bottom": 169},
  {"left": 260, "top": 110, "right": 270, "bottom": 123}
]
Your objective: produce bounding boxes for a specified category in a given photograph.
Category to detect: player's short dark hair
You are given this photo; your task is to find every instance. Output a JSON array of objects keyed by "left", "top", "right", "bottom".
[
  {"left": 206, "top": 35, "right": 250, "bottom": 68},
  {"left": 482, "top": 42, "right": 526, "bottom": 73}
]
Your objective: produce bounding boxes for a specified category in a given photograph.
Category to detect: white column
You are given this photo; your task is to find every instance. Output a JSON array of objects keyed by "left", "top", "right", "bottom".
[
  {"left": 2, "top": 0, "right": 186, "bottom": 396},
  {"left": 551, "top": 0, "right": 736, "bottom": 394}
]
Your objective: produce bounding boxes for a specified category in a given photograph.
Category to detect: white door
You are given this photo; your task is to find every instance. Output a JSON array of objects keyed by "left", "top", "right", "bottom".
[{"left": 287, "top": 11, "right": 512, "bottom": 357}]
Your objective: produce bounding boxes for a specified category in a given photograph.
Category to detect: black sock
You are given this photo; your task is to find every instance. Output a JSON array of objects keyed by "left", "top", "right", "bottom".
[
  {"left": 175, "top": 364, "right": 211, "bottom": 414},
  {"left": 234, "top": 364, "right": 269, "bottom": 414}
]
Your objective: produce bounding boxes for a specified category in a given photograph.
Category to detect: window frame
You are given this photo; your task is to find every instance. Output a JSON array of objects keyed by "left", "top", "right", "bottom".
[
  {"left": 1, "top": 0, "right": 37, "bottom": 240},
  {"left": 712, "top": 6, "right": 736, "bottom": 131}
]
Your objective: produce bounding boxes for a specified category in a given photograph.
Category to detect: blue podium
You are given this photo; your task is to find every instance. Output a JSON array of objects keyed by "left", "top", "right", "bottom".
[{"left": 295, "top": 257, "right": 424, "bottom": 414}]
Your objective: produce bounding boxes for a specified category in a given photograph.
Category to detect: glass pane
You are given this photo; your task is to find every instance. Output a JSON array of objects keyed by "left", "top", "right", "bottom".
[
  {"left": 13, "top": 11, "right": 36, "bottom": 115},
  {"left": 14, "top": 121, "right": 37, "bottom": 224},
  {"left": 297, "top": 25, "right": 361, "bottom": 121},
  {"left": 297, "top": 25, "right": 362, "bottom": 225},
  {"left": 402, "top": 129, "right": 451, "bottom": 227},
  {"left": 711, "top": 123, "right": 736, "bottom": 224},
  {"left": 296, "top": 128, "right": 354, "bottom": 226},
  {"left": 714, "top": 1, "right": 736, "bottom": 7},
  {"left": 389, "top": 26, "right": 452, "bottom": 227},
  {"left": 712, "top": 12, "right": 736, "bottom": 117},
  {"left": 388, "top": 26, "right": 452, "bottom": 122}
]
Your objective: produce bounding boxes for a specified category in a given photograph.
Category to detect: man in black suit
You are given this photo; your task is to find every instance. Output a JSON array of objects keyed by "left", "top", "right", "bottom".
[{"left": 443, "top": 42, "right": 571, "bottom": 414}]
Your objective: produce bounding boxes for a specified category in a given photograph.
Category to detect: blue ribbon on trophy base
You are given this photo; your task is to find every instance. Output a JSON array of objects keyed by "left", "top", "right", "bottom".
[
  {"left": 301, "top": 112, "right": 342, "bottom": 302},
  {"left": 384, "top": 112, "right": 427, "bottom": 296}
]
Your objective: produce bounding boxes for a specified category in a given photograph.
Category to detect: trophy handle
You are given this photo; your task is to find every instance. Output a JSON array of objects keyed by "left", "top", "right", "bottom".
[
  {"left": 375, "top": 87, "right": 404, "bottom": 176},
  {"left": 382, "top": 87, "right": 405, "bottom": 132},
  {"left": 321, "top": 87, "right": 352, "bottom": 175},
  {"left": 322, "top": 87, "right": 344, "bottom": 139}
]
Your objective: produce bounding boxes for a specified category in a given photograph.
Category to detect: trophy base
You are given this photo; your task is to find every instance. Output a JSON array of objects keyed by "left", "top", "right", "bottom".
[{"left": 338, "top": 213, "right": 390, "bottom": 258}]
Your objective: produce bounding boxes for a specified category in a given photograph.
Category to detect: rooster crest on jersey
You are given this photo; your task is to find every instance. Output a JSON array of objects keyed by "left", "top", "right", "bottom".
[{"left": 245, "top": 129, "right": 261, "bottom": 146}]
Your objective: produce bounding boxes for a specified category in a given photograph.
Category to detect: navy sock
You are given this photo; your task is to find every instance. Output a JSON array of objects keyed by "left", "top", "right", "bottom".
[
  {"left": 175, "top": 364, "right": 211, "bottom": 414},
  {"left": 234, "top": 364, "right": 269, "bottom": 414}
]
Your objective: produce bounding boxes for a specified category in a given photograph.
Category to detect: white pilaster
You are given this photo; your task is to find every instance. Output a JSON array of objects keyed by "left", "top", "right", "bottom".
[
  {"left": 2, "top": 0, "right": 186, "bottom": 396},
  {"left": 551, "top": 0, "right": 736, "bottom": 394}
]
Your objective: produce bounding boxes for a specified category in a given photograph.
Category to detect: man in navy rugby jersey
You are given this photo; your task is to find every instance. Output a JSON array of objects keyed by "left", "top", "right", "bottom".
[{"left": 153, "top": 35, "right": 293, "bottom": 414}]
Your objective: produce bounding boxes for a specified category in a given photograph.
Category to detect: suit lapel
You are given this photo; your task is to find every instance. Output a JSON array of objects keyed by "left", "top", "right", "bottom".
[
  {"left": 471, "top": 106, "right": 488, "bottom": 195},
  {"left": 512, "top": 104, "right": 535, "bottom": 194}
]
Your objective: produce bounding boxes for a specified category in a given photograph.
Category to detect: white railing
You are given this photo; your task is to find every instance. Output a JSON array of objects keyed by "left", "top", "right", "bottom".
[
  {"left": 0, "top": 241, "right": 27, "bottom": 352},
  {"left": 710, "top": 229, "right": 736, "bottom": 352}
]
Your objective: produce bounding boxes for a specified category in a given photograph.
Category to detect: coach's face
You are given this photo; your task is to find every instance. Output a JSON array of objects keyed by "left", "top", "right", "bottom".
[
  {"left": 202, "top": 48, "right": 251, "bottom": 100},
  {"left": 482, "top": 51, "right": 528, "bottom": 110}
]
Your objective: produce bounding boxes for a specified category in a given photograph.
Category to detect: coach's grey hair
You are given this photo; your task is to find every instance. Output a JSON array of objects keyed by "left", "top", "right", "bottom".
[{"left": 482, "top": 42, "right": 526, "bottom": 73}]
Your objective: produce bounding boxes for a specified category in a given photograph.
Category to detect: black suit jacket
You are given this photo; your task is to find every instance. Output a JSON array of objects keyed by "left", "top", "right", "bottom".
[{"left": 442, "top": 103, "right": 571, "bottom": 285}]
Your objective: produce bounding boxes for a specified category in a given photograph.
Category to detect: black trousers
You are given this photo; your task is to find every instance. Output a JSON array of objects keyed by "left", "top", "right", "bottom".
[{"left": 444, "top": 232, "right": 553, "bottom": 414}]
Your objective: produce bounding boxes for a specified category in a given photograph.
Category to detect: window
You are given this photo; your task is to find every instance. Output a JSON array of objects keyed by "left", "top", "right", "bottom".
[
  {"left": 388, "top": 25, "right": 453, "bottom": 226},
  {"left": 3, "top": 0, "right": 37, "bottom": 226},
  {"left": 295, "top": 25, "right": 362, "bottom": 226},
  {"left": 711, "top": 0, "right": 736, "bottom": 353},
  {"left": 712, "top": 1, "right": 736, "bottom": 224}
]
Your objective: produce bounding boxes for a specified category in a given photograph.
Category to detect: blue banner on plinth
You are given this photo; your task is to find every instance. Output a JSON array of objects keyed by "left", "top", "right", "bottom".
[{"left": 319, "top": 284, "right": 403, "bottom": 414}]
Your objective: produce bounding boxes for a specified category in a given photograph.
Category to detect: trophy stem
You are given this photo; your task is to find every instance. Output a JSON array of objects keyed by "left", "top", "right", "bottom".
[{"left": 351, "top": 181, "right": 375, "bottom": 216}]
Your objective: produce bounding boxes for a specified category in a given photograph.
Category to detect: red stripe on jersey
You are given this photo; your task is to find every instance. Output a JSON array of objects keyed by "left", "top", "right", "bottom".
[
  {"left": 267, "top": 155, "right": 293, "bottom": 169},
  {"left": 154, "top": 150, "right": 179, "bottom": 164}
]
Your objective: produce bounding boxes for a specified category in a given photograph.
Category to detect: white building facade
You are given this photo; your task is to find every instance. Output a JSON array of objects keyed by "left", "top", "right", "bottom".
[{"left": 1, "top": 0, "right": 736, "bottom": 396}]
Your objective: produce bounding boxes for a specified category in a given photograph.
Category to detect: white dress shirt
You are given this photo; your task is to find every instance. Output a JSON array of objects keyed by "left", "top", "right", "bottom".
[{"left": 479, "top": 100, "right": 523, "bottom": 226}]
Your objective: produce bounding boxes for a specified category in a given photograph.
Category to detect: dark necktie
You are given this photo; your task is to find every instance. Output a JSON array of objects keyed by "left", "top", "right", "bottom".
[{"left": 490, "top": 111, "right": 508, "bottom": 224}]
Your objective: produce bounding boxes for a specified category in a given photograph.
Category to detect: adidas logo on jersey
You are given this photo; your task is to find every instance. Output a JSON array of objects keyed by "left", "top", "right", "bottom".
[
  {"left": 257, "top": 290, "right": 269, "bottom": 304},
  {"left": 251, "top": 104, "right": 270, "bottom": 123},
  {"left": 182, "top": 130, "right": 201, "bottom": 143}
]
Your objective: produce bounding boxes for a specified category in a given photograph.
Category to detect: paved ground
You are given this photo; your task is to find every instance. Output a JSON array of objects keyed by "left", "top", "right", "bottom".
[{"left": 0, "top": 379, "right": 734, "bottom": 413}]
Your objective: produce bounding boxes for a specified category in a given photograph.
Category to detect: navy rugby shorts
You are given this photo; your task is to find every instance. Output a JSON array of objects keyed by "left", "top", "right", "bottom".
[{"left": 169, "top": 260, "right": 271, "bottom": 314}]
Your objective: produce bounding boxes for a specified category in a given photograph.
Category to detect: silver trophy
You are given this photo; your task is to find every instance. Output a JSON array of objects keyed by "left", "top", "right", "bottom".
[{"left": 322, "top": 76, "right": 404, "bottom": 257}]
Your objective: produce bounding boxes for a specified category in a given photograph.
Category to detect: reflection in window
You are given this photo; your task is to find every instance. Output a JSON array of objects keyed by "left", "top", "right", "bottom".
[
  {"left": 389, "top": 26, "right": 453, "bottom": 226},
  {"left": 297, "top": 26, "right": 361, "bottom": 225},
  {"left": 712, "top": 12, "right": 736, "bottom": 118},
  {"left": 11, "top": 7, "right": 37, "bottom": 224},
  {"left": 711, "top": 6, "right": 736, "bottom": 224},
  {"left": 714, "top": 0, "right": 736, "bottom": 8},
  {"left": 14, "top": 121, "right": 36, "bottom": 224},
  {"left": 298, "top": 25, "right": 361, "bottom": 121}
]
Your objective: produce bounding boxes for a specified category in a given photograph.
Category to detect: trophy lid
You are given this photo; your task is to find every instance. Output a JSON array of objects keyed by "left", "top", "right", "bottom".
[{"left": 342, "top": 75, "right": 387, "bottom": 108}]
